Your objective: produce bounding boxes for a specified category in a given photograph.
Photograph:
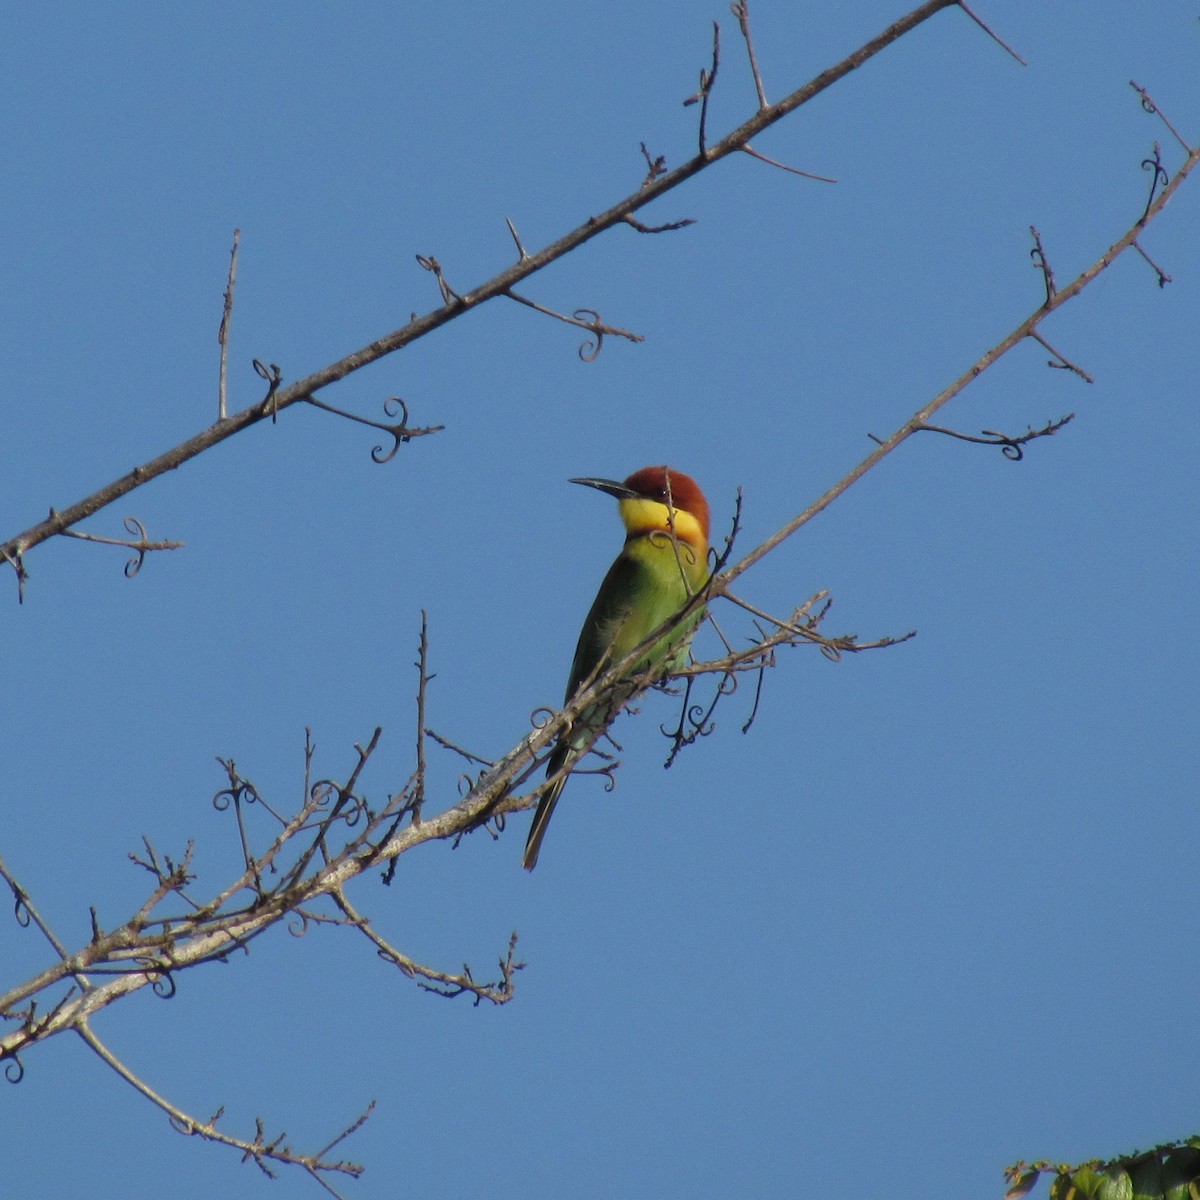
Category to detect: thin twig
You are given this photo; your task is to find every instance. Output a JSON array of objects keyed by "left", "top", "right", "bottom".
[
  {"left": 741, "top": 144, "right": 837, "bottom": 182},
  {"left": 683, "top": 22, "right": 722, "bottom": 157},
  {"left": 1132, "top": 240, "right": 1172, "bottom": 288},
  {"left": 57, "top": 516, "right": 184, "bottom": 578},
  {"left": 915, "top": 413, "right": 1076, "bottom": 460},
  {"left": 956, "top": 1, "right": 1027, "bottom": 65},
  {"left": 217, "top": 229, "right": 240, "bottom": 421},
  {"left": 413, "top": 610, "right": 430, "bottom": 824},
  {"left": 1029, "top": 331, "right": 1094, "bottom": 383},
  {"left": 332, "top": 889, "right": 520, "bottom": 1006},
  {"left": 504, "top": 291, "right": 645, "bottom": 360},
  {"left": 732, "top": 1, "right": 769, "bottom": 109},
  {"left": 299, "top": 394, "right": 444, "bottom": 463},
  {"left": 1130, "top": 81, "right": 1194, "bottom": 155},
  {"left": 425, "top": 728, "right": 495, "bottom": 767}
]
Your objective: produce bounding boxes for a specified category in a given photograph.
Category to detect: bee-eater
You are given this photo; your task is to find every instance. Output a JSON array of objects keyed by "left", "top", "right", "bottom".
[{"left": 523, "top": 465, "right": 711, "bottom": 870}]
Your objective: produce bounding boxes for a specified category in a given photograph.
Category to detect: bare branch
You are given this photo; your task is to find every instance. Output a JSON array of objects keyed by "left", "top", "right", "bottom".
[
  {"left": 76, "top": 1021, "right": 366, "bottom": 1196},
  {"left": 719, "top": 136, "right": 1200, "bottom": 590},
  {"left": 5, "top": 125, "right": 1196, "bottom": 1067},
  {"left": 4, "top": 0, "right": 969, "bottom": 588}
]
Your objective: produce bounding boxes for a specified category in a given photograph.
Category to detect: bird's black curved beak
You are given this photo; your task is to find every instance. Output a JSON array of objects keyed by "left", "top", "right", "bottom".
[{"left": 569, "top": 476, "right": 640, "bottom": 501}]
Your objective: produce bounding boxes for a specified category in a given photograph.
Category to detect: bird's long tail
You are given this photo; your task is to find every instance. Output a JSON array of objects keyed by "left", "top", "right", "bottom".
[{"left": 522, "top": 751, "right": 569, "bottom": 871}]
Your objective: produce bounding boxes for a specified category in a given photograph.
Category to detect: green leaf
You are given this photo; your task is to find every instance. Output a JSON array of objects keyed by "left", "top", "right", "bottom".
[
  {"left": 1072, "top": 1168, "right": 1105, "bottom": 1199},
  {"left": 1097, "top": 1167, "right": 1134, "bottom": 1200},
  {"left": 1163, "top": 1149, "right": 1200, "bottom": 1200},
  {"left": 1129, "top": 1156, "right": 1164, "bottom": 1200}
]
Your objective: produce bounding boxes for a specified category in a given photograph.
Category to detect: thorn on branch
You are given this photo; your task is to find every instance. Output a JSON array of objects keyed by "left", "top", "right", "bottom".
[
  {"left": 1029, "top": 226, "right": 1057, "bottom": 305},
  {"left": 416, "top": 254, "right": 463, "bottom": 305},
  {"left": 300, "top": 394, "right": 444, "bottom": 463},
  {"left": 57, "top": 515, "right": 185, "bottom": 579},
  {"left": 683, "top": 21, "right": 721, "bottom": 157},
  {"left": 504, "top": 217, "right": 529, "bottom": 261},
  {"left": 1028, "top": 331, "right": 1094, "bottom": 383},
  {"left": 914, "top": 412, "right": 1076, "bottom": 460}
]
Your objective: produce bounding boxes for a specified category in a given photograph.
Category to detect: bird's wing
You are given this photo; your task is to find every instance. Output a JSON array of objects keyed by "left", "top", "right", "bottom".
[{"left": 563, "top": 549, "right": 645, "bottom": 701}]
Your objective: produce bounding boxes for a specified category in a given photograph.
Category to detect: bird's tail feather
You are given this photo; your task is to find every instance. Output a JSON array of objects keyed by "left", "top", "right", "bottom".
[{"left": 523, "top": 766, "right": 568, "bottom": 871}]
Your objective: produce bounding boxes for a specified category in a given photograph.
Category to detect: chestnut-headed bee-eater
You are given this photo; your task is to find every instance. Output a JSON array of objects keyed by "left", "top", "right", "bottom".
[{"left": 523, "top": 465, "right": 711, "bottom": 870}]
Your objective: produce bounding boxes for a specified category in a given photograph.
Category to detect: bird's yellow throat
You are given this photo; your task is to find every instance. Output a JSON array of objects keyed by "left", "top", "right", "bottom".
[{"left": 617, "top": 496, "right": 707, "bottom": 553}]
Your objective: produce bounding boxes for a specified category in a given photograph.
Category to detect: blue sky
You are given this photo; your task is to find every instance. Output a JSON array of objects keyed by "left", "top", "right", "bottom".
[{"left": 2, "top": 3, "right": 1197, "bottom": 1198}]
